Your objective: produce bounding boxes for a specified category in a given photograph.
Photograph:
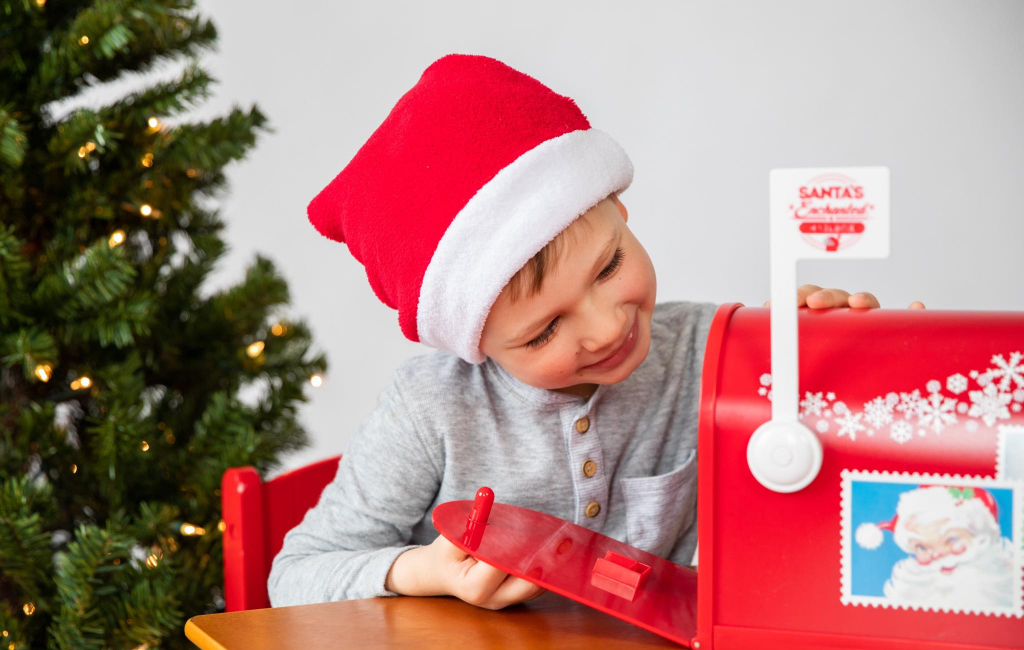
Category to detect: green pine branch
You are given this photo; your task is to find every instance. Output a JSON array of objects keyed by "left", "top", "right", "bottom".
[{"left": 1, "top": 2, "right": 328, "bottom": 646}]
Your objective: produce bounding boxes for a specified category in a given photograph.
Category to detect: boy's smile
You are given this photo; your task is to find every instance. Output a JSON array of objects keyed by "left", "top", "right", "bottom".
[{"left": 479, "top": 195, "right": 658, "bottom": 399}]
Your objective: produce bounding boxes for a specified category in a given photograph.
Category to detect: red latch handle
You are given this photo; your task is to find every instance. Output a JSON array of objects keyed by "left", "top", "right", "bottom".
[{"left": 590, "top": 551, "right": 652, "bottom": 601}]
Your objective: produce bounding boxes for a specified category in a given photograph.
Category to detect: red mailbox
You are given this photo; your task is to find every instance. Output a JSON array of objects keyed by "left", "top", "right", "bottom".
[
  {"left": 696, "top": 304, "right": 1024, "bottom": 649},
  {"left": 434, "top": 167, "right": 1023, "bottom": 648}
]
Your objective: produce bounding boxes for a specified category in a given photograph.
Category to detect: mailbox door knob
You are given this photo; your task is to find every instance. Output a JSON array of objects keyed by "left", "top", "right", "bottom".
[{"left": 746, "top": 420, "right": 823, "bottom": 493}]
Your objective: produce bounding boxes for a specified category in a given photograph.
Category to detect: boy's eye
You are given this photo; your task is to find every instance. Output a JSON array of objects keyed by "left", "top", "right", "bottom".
[
  {"left": 596, "top": 247, "right": 625, "bottom": 281},
  {"left": 525, "top": 316, "right": 558, "bottom": 349},
  {"left": 523, "top": 247, "right": 626, "bottom": 350}
]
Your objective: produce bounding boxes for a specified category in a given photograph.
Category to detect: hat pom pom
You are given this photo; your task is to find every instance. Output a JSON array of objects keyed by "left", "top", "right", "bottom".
[{"left": 855, "top": 522, "right": 884, "bottom": 549}]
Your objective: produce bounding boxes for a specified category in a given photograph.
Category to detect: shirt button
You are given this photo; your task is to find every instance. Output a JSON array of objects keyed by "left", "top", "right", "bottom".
[
  {"left": 585, "top": 501, "right": 601, "bottom": 518},
  {"left": 575, "top": 416, "right": 590, "bottom": 434},
  {"left": 582, "top": 460, "right": 597, "bottom": 477}
]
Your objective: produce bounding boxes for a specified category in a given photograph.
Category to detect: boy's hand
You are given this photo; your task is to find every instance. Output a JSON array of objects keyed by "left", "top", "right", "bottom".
[
  {"left": 762, "top": 284, "right": 926, "bottom": 310},
  {"left": 385, "top": 534, "right": 546, "bottom": 610}
]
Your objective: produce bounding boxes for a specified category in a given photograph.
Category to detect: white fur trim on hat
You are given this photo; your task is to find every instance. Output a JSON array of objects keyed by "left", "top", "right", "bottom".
[{"left": 415, "top": 128, "right": 634, "bottom": 364}]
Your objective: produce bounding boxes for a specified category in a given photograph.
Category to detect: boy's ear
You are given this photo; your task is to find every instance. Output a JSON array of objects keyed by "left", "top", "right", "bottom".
[{"left": 611, "top": 193, "right": 628, "bottom": 222}]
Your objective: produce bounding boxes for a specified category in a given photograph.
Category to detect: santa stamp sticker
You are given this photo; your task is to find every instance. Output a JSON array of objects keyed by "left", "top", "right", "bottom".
[{"left": 840, "top": 470, "right": 1023, "bottom": 617}]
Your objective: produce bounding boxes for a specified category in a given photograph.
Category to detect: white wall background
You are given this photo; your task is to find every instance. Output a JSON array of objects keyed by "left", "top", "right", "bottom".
[{"left": 61, "top": 0, "right": 1024, "bottom": 475}]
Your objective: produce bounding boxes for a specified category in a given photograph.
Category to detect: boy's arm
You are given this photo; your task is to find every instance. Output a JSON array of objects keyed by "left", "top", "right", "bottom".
[{"left": 267, "top": 372, "right": 442, "bottom": 606}]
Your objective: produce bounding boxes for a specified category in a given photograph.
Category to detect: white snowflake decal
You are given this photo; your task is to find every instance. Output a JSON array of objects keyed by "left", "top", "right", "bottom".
[
  {"left": 753, "top": 350, "right": 1021, "bottom": 446},
  {"left": 890, "top": 421, "right": 913, "bottom": 444},
  {"left": 946, "top": 373, "right": 968, "bottom": 395},
  {"left": 916, "top": 391, "right": 958, "bottom": 434},
  {"left": 835, "top": 411, "right": 866, "bottom": 441},
  {"left": 800, "top": 391, "right": 827, "bottom": 417},
  {"left": 863, "top": 396, "right": 894, "bottom": 429},
  {"left": 967, "top": 384, "right": 1012, "bottom": 427},
  {"left": 980, "top": 351, "right": 1024, "bottom": 392},
  {"left": 895, "top": 390, "right": 923, "bottom": 421}
]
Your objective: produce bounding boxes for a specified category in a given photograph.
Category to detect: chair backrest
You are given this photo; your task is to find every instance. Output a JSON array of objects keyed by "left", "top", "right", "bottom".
[{"left": 221, "top": 455, "right": 341, "bottom": 611}]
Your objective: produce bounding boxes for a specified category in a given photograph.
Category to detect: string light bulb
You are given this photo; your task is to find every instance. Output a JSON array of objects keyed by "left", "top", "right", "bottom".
[
  {"left": 71, "top": 464, "right": 78, "bottom": 474},
  {"left": 141, "top": 153, "right": 154, "bottom": 168},
  {"left": 246, "top": 341, "right": 265, "bottom": 358},
  {"left": 34, "top": 364, "right": 52, "bottom": 382},
  {"left": 145, "top": 554, "right": 158, "bottom": 569},
  {"left": 109, "top": 229, "right": 126, "bottom": 247},
  {"left": 79, "top": 35, "right": 89, "bottom": 45},
  {"left": 310, "top": 374, "right": 324, "bottom": 388},
  {"left": 140, "top": 441, "right": 150, "bottom": 452},
  {"left": 70, "top": 376, "right": 92, "bottom": 390},
  {"left": 78, "top": 146, "right": 88, "bottom": 158},
  {"left": 218, "top": 520, "right": 227, "bottom": 532},
  {"left": 139, "top": 204, "right": 153, "bottom": 217},
  {"left": 271, "top": 323, "right": 286, "bottom": 336},
  {"left": 35, "top": 0, "right": 45, "bottom": 7},
  {"left": 147, "top": 116, "right": 160, "bottom": 130},
  {"left": 180, "top": 523, "right": 206, "bottom": 536},
  {"left": 22, "top": 603, "right": 35, "bottom": 616}
]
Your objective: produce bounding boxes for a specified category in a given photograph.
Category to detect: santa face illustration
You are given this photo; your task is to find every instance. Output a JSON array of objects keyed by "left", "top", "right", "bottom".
[
  {"left": 863, "top": 486, "right": 1016, "bottom": 608},
  {"left": 904, "top": 516, "right": 975, "bottom": 570}
]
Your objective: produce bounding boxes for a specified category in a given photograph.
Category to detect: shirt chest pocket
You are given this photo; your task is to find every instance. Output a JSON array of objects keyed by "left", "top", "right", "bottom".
[{"left": 618, "top": 449, "right": 698, "bottom": 557}]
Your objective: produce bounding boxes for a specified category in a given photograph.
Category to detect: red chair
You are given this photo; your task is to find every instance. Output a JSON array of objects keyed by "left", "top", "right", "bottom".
[{"left": 221, "top": 455, "right": 341, "bottom": 611}]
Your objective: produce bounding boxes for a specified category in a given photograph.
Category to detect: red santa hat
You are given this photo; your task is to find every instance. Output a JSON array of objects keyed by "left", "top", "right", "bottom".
[
  {"left": 307, "top": 53, "right": 634, "bottom": 363},
  {"left": 855, "top": 484, "right": 1001, "bottom": 551}
]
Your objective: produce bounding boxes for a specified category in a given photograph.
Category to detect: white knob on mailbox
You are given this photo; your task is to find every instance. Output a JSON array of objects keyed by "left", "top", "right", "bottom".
[{"left": 746, "top": 420, "right": 823, "bottom": 493}]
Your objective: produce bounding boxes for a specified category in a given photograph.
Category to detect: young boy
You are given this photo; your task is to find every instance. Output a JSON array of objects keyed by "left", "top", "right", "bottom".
[{"left": 268, "top": 53, "right": 921, "bottom": 611}]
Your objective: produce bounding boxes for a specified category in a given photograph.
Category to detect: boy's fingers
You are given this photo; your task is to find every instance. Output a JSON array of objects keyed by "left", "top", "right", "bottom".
[
  {"left": 482, "top": 575, "right": 547, "bottom": 610},
  {"left": 765, "top": 283, "right": 824, "bottom": 307},
  {"left": 847, "top": 292, "right": 881, "bottom": 308},
  {"left": 909, "top": 300, "right": 926, "bottom": 309},
  {"left": 459, "top": 558, "right": 510, "bottom": 605},
  {"left": 796, "top": 284, "right": 823, "bottom": 307},
  {"left": 805, "top": 288, "right": 850, "bottom": 308}
]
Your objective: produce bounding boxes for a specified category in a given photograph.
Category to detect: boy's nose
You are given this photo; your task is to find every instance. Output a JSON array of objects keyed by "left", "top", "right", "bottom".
[{"left": 581, "top": 311, "right": 627, "bottom": 354}]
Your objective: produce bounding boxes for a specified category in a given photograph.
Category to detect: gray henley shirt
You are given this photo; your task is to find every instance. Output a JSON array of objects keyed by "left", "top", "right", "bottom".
[{"left": 268, "top": 300, "right": 719, "bottom": 606}]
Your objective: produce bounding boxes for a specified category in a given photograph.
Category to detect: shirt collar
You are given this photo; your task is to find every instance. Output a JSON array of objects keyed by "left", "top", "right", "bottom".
[{"left": 484, "top": 357, "right": 613, "bottom": 409}]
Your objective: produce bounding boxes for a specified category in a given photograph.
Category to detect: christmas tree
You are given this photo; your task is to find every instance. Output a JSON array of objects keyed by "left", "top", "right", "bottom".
[{"left": 0, "top": 1, "right": 326, "bottom": 647}]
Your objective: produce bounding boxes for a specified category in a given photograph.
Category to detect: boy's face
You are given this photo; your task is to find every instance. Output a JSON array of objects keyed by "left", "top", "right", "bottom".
[{"left": 479, "top": 196, "right": 657, "bottom": 398}]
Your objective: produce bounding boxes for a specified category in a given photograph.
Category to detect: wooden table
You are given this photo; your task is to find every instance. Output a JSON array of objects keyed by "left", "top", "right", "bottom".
[{"left": 185, "top": 591, "right": 679, "bottom": 649}]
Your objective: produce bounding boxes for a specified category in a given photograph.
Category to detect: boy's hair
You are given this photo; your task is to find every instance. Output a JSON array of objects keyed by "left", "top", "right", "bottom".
[{"left": 504, "top": 192, "right": 615, "bottom": 305}]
